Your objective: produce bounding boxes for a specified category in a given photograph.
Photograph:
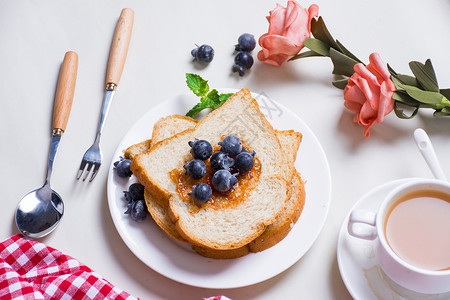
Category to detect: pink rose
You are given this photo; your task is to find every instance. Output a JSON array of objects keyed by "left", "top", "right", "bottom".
[
  {"left": 344, "top": 53, "right": 396, "bottom": 138},
  {"left": 257, "top": 1, "right": 319, "bottom": 66}
]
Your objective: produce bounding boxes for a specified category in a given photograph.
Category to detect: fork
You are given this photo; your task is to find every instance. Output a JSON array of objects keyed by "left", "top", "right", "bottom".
[{"left": 77, "top": 8, "right": 134, "bottom": 182}]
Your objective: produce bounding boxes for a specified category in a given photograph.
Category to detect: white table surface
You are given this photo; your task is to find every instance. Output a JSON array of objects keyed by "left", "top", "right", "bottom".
[{"left": 1, "top": 0, "right": 449, "bottom": 299}]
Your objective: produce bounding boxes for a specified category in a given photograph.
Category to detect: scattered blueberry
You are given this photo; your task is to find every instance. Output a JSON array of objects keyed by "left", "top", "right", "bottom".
[
  {"left": 210, "top": 151, "right": 234, "bottom": 171},
  {"left": 219, "top": 135, "right": 242, "bottom": 157},
  {"left": 235, "top": 150, "right": 256, "bottom": 173},
  {"left": 191, "top": 44, "right": 214, "bottom": 64},
  {"left": 125, "top": 199, "right": 148, "bottom": 222},
  {"left": 129, "top": 183, "right": 145, "bottom": 201},
  {"left": 123, "top": 183, "right": 149, "bottom": 222},
  {"left": 188, "top": 183, "right": 213, "bottom": 204},
  {"left": 183, "top": 159, "right": 207, "bottom": 180},
  {"left": 234, "top": 51, "right": 254, "bottom": 69},
  {"left": 114, "top": 157, "right": 132, "bottom": 177},
  {"left": 235, "top": 33, "right": 256, "bottom": 52},
  {"left": 189, "top": 139, "right": 213, "bottom": 160},
  {"left": 123, "top": 191, "right": 133, "bottom": 203},
  {"left": 212, "top": 169, "right": 238, "bottom": 192},
  {"left": 232, "top": 64, "right": 246, "bottom": 76}
]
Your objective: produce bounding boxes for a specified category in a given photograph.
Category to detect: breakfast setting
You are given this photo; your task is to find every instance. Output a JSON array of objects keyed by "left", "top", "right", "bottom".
[{"left": 0, "top": 1, "right": 449, "bottom": 299}]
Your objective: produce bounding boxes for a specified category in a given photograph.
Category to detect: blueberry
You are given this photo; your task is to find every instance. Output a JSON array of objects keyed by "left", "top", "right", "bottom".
[
  {"left": 191, "top": 44, "right": 214, "bottom": 64},
  {"left": 234, "top": 51, "right": 254, "bottom": 70},
  {"left": 183, "top": 159, "right": 207, "bottom": 179},
  {"left": 129, "top": 183, "right": 145, "bottom": 201},
  {"left": 218, "top": 135, "right": 242, "bottom": 157},
  {"left": 188, "top": 183, "right": 212, "bottom": 204},
  {"left": 212, "top": 169, "right": 238, "bottom": 192},
  {"left": 235, "top": 33, "right": 256, "bottom": 52},
  {"left": 115, "top": 158, "right": 132, "bottom": 177},
  {"left": 235, "top": 150, "right": 256, "bottom": 173},
  {"left": 125, "top": 199, "right": 148, "bottom": 222},
  {"left": 123, "top": 191, "right": 133, "bottom": 203},
  {"left": 232, "top": 64, "right": 245, "bottom": 77},
  {"left": 210, "top": 151, "right": 234, "bottom": 171},
  {"left": 188, "top": 139, "right": 212, "bottom": 160}
]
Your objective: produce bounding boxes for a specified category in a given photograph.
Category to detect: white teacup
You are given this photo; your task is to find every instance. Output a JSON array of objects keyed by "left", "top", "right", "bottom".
[{"left": 348, "top": 179, "right": 450, "bottom": 294}]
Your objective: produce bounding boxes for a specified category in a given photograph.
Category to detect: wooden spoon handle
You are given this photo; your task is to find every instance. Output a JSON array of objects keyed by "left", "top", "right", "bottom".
[
  {"left": 105, "top": 8, "right": 134, "bottom": 86},
  {"left": 53, "top": 51, "right": 78, "bottom": 132}
]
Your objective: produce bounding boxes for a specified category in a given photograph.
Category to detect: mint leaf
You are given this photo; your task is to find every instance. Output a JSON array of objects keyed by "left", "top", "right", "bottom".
[
  {"left": 186, "top": 73, "right": 209, "bottom": 97},
  {"left": 219, "top": 93, "right": 233, "bottom": 103},
  {"left": 185, "top": 74, "right": 233, "bottom": 118},
  {"left": 186, "top": 102, "right": 206, "bottom": 118},
  {"left": 205, "top": 89, "right": 220, "bottom": 106}
]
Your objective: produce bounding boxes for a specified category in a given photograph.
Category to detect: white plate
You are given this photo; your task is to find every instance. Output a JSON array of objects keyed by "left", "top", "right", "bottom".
[
  {"left": 337, "top": 178, "right": 450, "bottom": 300},
  {"left": 107, "top": 91, "right": 331, "bottom": 289}
]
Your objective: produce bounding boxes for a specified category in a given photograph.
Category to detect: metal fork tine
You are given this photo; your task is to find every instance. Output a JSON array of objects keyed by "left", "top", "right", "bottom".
[
  {"left": 76, "top": 160, "right": 88, "bottom": 180},
  {"left": 89, "top": 163, "right": 101, "bottom": 182},
  {"left": 82, "top": 163, "right": 94, "bottom": 181}
]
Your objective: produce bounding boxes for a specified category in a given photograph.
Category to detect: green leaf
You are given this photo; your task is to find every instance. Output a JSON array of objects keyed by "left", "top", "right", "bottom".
[
  {"left": 204, "top": 89, "right": 220, "bottom": 106},
  {"left": 332, "top": 78, "right": 348, "bottom": 89},
  {"left": 394, "top": 101, "right": 419, "bottom": 119},
  {"left": 425, "top": 59, "right": 438, "bottom": 85},
  {"left": 390, "top": 76, "right": 404, "bottom": 91},
  {"left": 396, "top": 74, "right": 418, "bottom": 87},
  {"left": 289, "top": 50, "right": 324, "bottom": 61},
  {"left": 186, "top": 102, "right": 206, "bottom": 118},
  {"left": 439, "top": 88, "right": 450, "bottom": 100},
  {"left": 185, "top": 88, "right": 233, "bottom": 118},
  {"left": 335, "top": 40, "right": 363, "bottom": 64},
  {"left": 387, "top": 64, "right": 397, "bottom": 75},
  {"left": 219, "top": 93, "right": 233, "bottom": 103},
  {"left": 433, "top": 107, "right": 450, "bottom": 116},
  {"left": 303, "top": 38, "right": 330, "bottom": 57},
  {"left": 409, "top": 60, "right": 439, "bottom": 92},
  {"left": 392, "top": 91, "right": 420, "bottom": 106},
  {"left": 311, "top": 17, "right": 339, "bottom": 49},
  {"left": 329, "top": 48, "right": 359, "bottom": 77},
  {"left": 399, "top": 84, "right": 447, "bottom": 106},
  {"left": 186, "top": 73, "right": 209, "bottom": 97}
]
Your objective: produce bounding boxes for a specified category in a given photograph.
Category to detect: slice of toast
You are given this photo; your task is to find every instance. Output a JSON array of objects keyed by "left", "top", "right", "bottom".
[
  {"left": 128, "top": 112, "right": 304, "bottom": 257},
  {"left": 141, "top": 129, "right": 303, "bottom": 247},
  {"left": 131, "top": 89, "right": 290, "bottom": 250}
]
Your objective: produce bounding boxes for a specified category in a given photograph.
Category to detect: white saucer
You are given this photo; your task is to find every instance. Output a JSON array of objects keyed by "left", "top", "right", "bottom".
[{"left": 337, "top": 178, "right": 450, "bottom": 300}]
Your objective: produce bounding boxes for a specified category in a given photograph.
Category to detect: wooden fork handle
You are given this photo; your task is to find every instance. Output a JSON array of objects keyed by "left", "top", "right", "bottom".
[
  {"left": 105, "top": 8, "right": 134, "bottom": 86},
  {"left": 53, "top": 51, "right": 78, "bottom": 132}
]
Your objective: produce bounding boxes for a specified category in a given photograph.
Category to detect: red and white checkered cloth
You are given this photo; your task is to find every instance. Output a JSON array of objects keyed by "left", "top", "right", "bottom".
[{"left": 0, "top": 234, "right": 137, "bottom": 300}]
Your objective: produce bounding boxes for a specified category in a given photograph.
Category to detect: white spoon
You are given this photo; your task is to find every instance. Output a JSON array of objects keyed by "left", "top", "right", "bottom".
[{"left": 413, "top": 128, "right": 447, "bottom": 181}]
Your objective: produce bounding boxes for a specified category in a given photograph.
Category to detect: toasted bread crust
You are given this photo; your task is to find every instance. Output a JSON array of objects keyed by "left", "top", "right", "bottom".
[
  {"left": 248, "top": 171, "right": 305, "bottom": 252},
  {"left": 124, "top": 139, "right": 151, "bottom": 160}
]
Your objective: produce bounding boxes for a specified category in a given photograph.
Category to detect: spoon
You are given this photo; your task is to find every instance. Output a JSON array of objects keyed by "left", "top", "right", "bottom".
[
  {"left": 15, "top": 51, "right": 78, "bottom": 238},
  {"left": 413, "top": 128, "right": 447, "bottom": 181}
]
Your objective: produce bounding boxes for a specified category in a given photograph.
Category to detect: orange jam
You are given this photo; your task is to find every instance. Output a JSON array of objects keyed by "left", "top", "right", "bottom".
[{"left": 170, "top": 150, "right": 261, "bottom": 210}]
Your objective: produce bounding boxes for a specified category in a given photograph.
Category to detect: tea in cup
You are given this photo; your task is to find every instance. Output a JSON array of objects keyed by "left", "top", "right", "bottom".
[{"left": 348, "top": 179, "right": 450, "bottom": 294}]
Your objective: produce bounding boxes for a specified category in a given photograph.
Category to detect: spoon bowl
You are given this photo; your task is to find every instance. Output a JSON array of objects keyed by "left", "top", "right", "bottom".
[
  {"left": 15, "top": 188, "right": 63, "bottom": 238},
  {"left": 15, "top": 51, "right": 77, "bottom": 238}
]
